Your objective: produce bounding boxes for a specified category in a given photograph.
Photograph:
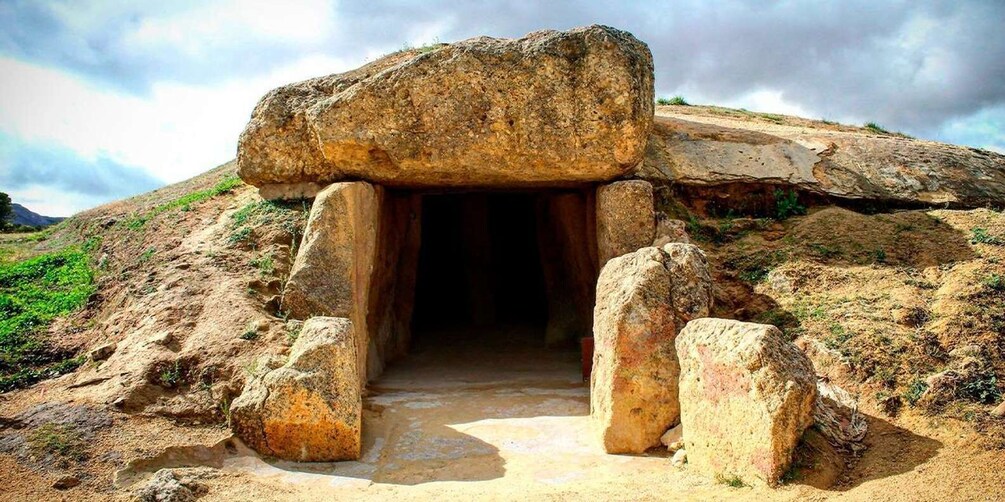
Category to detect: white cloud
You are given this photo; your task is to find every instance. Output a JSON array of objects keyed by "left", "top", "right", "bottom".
[
  {"left": 125, "top": 0, "right": 335, "bottom": 54},
  {"left": 5, "top": 183, "right": 107, "bottom": 218},
  {"left": 0, "top": 52, "right": 355, "bottom": 190}
]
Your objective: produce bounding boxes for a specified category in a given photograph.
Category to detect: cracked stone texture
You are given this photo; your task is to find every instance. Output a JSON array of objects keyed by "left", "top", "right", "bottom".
[
  {"left": 238, "top": 25, "right": 654, "bottom": 190},
  {"left": 641, "top": 111, "right": 1005, "bottom": 208},
  {"left": 596, "top": 180, "right": 656, "bottom": 265},
  {"left": 230, "top": 317, "right": 361, "bottom": 462},
  {"left": 675, "top": 318, "right": 817, "bottom": 487}
]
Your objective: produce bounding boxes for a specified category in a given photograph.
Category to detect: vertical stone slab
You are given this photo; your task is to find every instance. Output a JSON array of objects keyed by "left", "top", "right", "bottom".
[
  {"left": 591, "top": 247, "right": 677, "bottom": 454},
  {"left": 675, "top": 318, "right": 817, "bottom": 487},
  {"left": 366, "top": 192, "right": 422, "bottom": 380},
  {"left": 596, "top": 180, "right": 655, "bottom": 266},
  {"left": 460, "top": 196, "right": 496, "bottom": 326},
  {"left": 590, "top": 243, "right": 713, "bottom": 454},
  {"left": 282, "top": 181, "right": 380, "bottom": 385},
  {"left": 537, "top": 191, "right": 599, "bottom": 346}
]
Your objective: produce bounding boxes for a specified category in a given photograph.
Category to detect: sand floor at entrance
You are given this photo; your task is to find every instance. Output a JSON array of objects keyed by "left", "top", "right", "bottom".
[
  {"left": 210, "top": 326, "right": 701, "bottom": 499},
  {"left": 178, "top": 325, "right": 1002, "bottom": 501}
]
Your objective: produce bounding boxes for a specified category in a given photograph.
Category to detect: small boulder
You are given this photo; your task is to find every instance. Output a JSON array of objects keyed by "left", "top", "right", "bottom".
[
  {"left": 992, "top": 401, "right": 1005, "bottom": 419},
  {"left": 89, "top": 343, "right": 116, "bottom": 362},
  {"left": 135, "top": 470, "right": 195, "bottom": 502},
  {"left": 671, "top": 448, "right": 687, "bottom": 468},
  {"left": 52, "top": 474, "right": 80, "bottom": 490},
  {"left": 230, "top": 317, "right": 361, "bottom": 462},
  {"left": 591, "top": 244, "right": 713, "bottom": 453},
  {"left": 652, "top": 217, "right": 690, "bottom": 246},
  {"left": 660, "top": 424, "right": 682, "bottom": 448},
  {"left": 813, "top": 379, "right": 867, "bottom": 453},
  {"left": 676, "top": 318, "right": 817, "bottom": 487}
]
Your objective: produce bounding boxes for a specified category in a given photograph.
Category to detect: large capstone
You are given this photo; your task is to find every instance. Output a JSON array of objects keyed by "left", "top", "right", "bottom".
[
  {"left": 238, "top": 25, "right": 654, "bottom": 191},
  {"left": 675, "top": 318, "right": 817, "bottom": 487},
  {"left": 230, "top": 317, "right": 361, "bottom": 462},
  {"left": 590, "top": 244, "right": 713, "bottom": 454}
]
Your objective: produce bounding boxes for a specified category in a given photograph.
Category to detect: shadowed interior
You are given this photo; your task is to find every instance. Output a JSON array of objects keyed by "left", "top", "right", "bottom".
[{"left": 405, "top": 189, "right": 599, "bottom": 356}]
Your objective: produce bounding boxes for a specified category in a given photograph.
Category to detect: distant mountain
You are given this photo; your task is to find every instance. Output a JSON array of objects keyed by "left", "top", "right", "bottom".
[{"left": 10, "top": 203, "right": 64, "bottom": 228}]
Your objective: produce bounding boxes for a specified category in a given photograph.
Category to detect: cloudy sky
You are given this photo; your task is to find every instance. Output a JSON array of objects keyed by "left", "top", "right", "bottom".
[{"left": 1, "top": 0, "right": 1003, "bottom": 216}]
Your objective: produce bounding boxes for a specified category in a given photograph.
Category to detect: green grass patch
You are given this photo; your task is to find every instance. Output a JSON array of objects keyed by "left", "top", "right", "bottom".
[
  {"left": 759, "top": 112, "right": 784, "bottom": 123},
  {"left": 126, "top": 175, "right": 242, "bottom": 230},
  {"left": 657, "top": 95, "right": 689, "bottom": 106},
  {"left": 250, "top": 254, "right": 275, "bottom": 276},
  {"left": 138, "top": 247, "right": 156, "bottom": 263},
  {"left": 864, "top": 122, "right": 890, "bottom": 134},
  {"left": 229, "top": 199, "right": 309, "bottom": 250},
  {"left": 27, "top": 423, "right": 88, "bottom": 461},
  {"left": 715, "top": 473, "right": 748, "bottom": 488},
  {"left": 0, "top": 247, "right": 94, "bottom": 392},
  {"left": 970, "top": 227, "right": 1002, "bottom": 245}
]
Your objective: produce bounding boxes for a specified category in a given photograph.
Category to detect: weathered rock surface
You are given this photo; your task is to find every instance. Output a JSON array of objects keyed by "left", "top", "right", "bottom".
[
  {"left": 813, "top": 378, "right": 867, "bottom": 453},
  {"left": 590, "top": 244, "right": 712, "bottom": 453},
  {"left": 230, "top": 317, "right": 361, "bottom": 462},
  {"left": 641, "top": 110, "right": 1005, "bottom": 208},
  {"left": 596, "top": 180, "right": 656, "bottom": 265},
  {"left": 282, "top": 181, "right": 378, "bottom": 384},
  {"left": 660, "top": 424, "right": 683, "bottom": 451},
  {"left": 239, "top": 25, "right": 654, "bottom": 190},
  {"left": 89, "top": 343, "right": 116, "bottom": 362},
  {"left": 135, "top": 469, "right": 199, "bottom": 502},
  {"left": 660, "top": 243, "right": 714, "bottom": 322},
  {"left": 652, "top": 216, "right": 690, "bottom": 246},
  {"left": 993, "top": 401, "right": 1005, "bottom": 419},
  {"left": 676, "top": 318, "right": 817, "bottom": 486}
]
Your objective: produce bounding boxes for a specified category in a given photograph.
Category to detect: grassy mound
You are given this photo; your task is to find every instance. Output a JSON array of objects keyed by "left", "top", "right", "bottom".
[{"left": 0, "top": 243, "right": 96, "bottom": 391}]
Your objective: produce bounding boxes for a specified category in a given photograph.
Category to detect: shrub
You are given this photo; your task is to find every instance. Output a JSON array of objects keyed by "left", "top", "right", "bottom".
[
  {"left": 959, "top": 372, "right": 1001, "bottom": 404},
  {"left": 970, "top": 227, "right": 1002, "bottom": 245},
  {"left": 240, "top": 327, "right": 260, "bottom": 341},
  {"left": 228, "top": 227, "right": 253, "bottom": 246},
  {"left": 904, "top": 379, "right": 929, "bottom": 406},
  {"left": 773, "top": 189, "right": 806, "bottom": 220},
  {"left": 159, "top": 361, "right": 183, "bottom": 388},
  {"left": 715, "top": 473, "right": 747, "bottom": 488},
  {"left": 250, "top": 254, "right": 275, "bottom": 276},
  {"left": 985, "top": 274, "right": 1005, "bottom": 292},
  {"left": 657, "top": 95, "right": 689, "bottom": 106},
  {"left": 864, "top": 122, "right": 890, "bottom": 134}
]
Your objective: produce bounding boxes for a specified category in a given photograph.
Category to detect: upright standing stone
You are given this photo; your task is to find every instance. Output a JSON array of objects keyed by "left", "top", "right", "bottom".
[
  {"left": 282, "top": 181, "right": 379, "bottom": 385},
  {"left": 590, "top": 244, "right": 712, "bottom": 453},
  {"left": 675, "top": 318, "right": 817, "bottom": 487},
  {"left": 596, "top": 180, "right": 655, "bottom": 265}
]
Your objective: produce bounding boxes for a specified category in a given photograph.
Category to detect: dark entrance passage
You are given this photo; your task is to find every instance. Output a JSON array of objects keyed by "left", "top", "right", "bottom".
[{"left": 412, "top": 193, "right": 549, "bottom": 349}]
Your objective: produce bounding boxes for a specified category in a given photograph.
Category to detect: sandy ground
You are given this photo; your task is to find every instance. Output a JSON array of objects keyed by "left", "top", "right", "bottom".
[{"left": 99, "top": 326, "right": 1001, "bottom": 501}]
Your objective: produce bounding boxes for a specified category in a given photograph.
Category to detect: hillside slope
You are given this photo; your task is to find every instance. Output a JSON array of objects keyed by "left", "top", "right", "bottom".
[
  {"left": 0, "top": 108, "right": 1003, "bottom": 499},
  {"left": 10, "top": 204, "right": 65, "bottom": 228}
]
